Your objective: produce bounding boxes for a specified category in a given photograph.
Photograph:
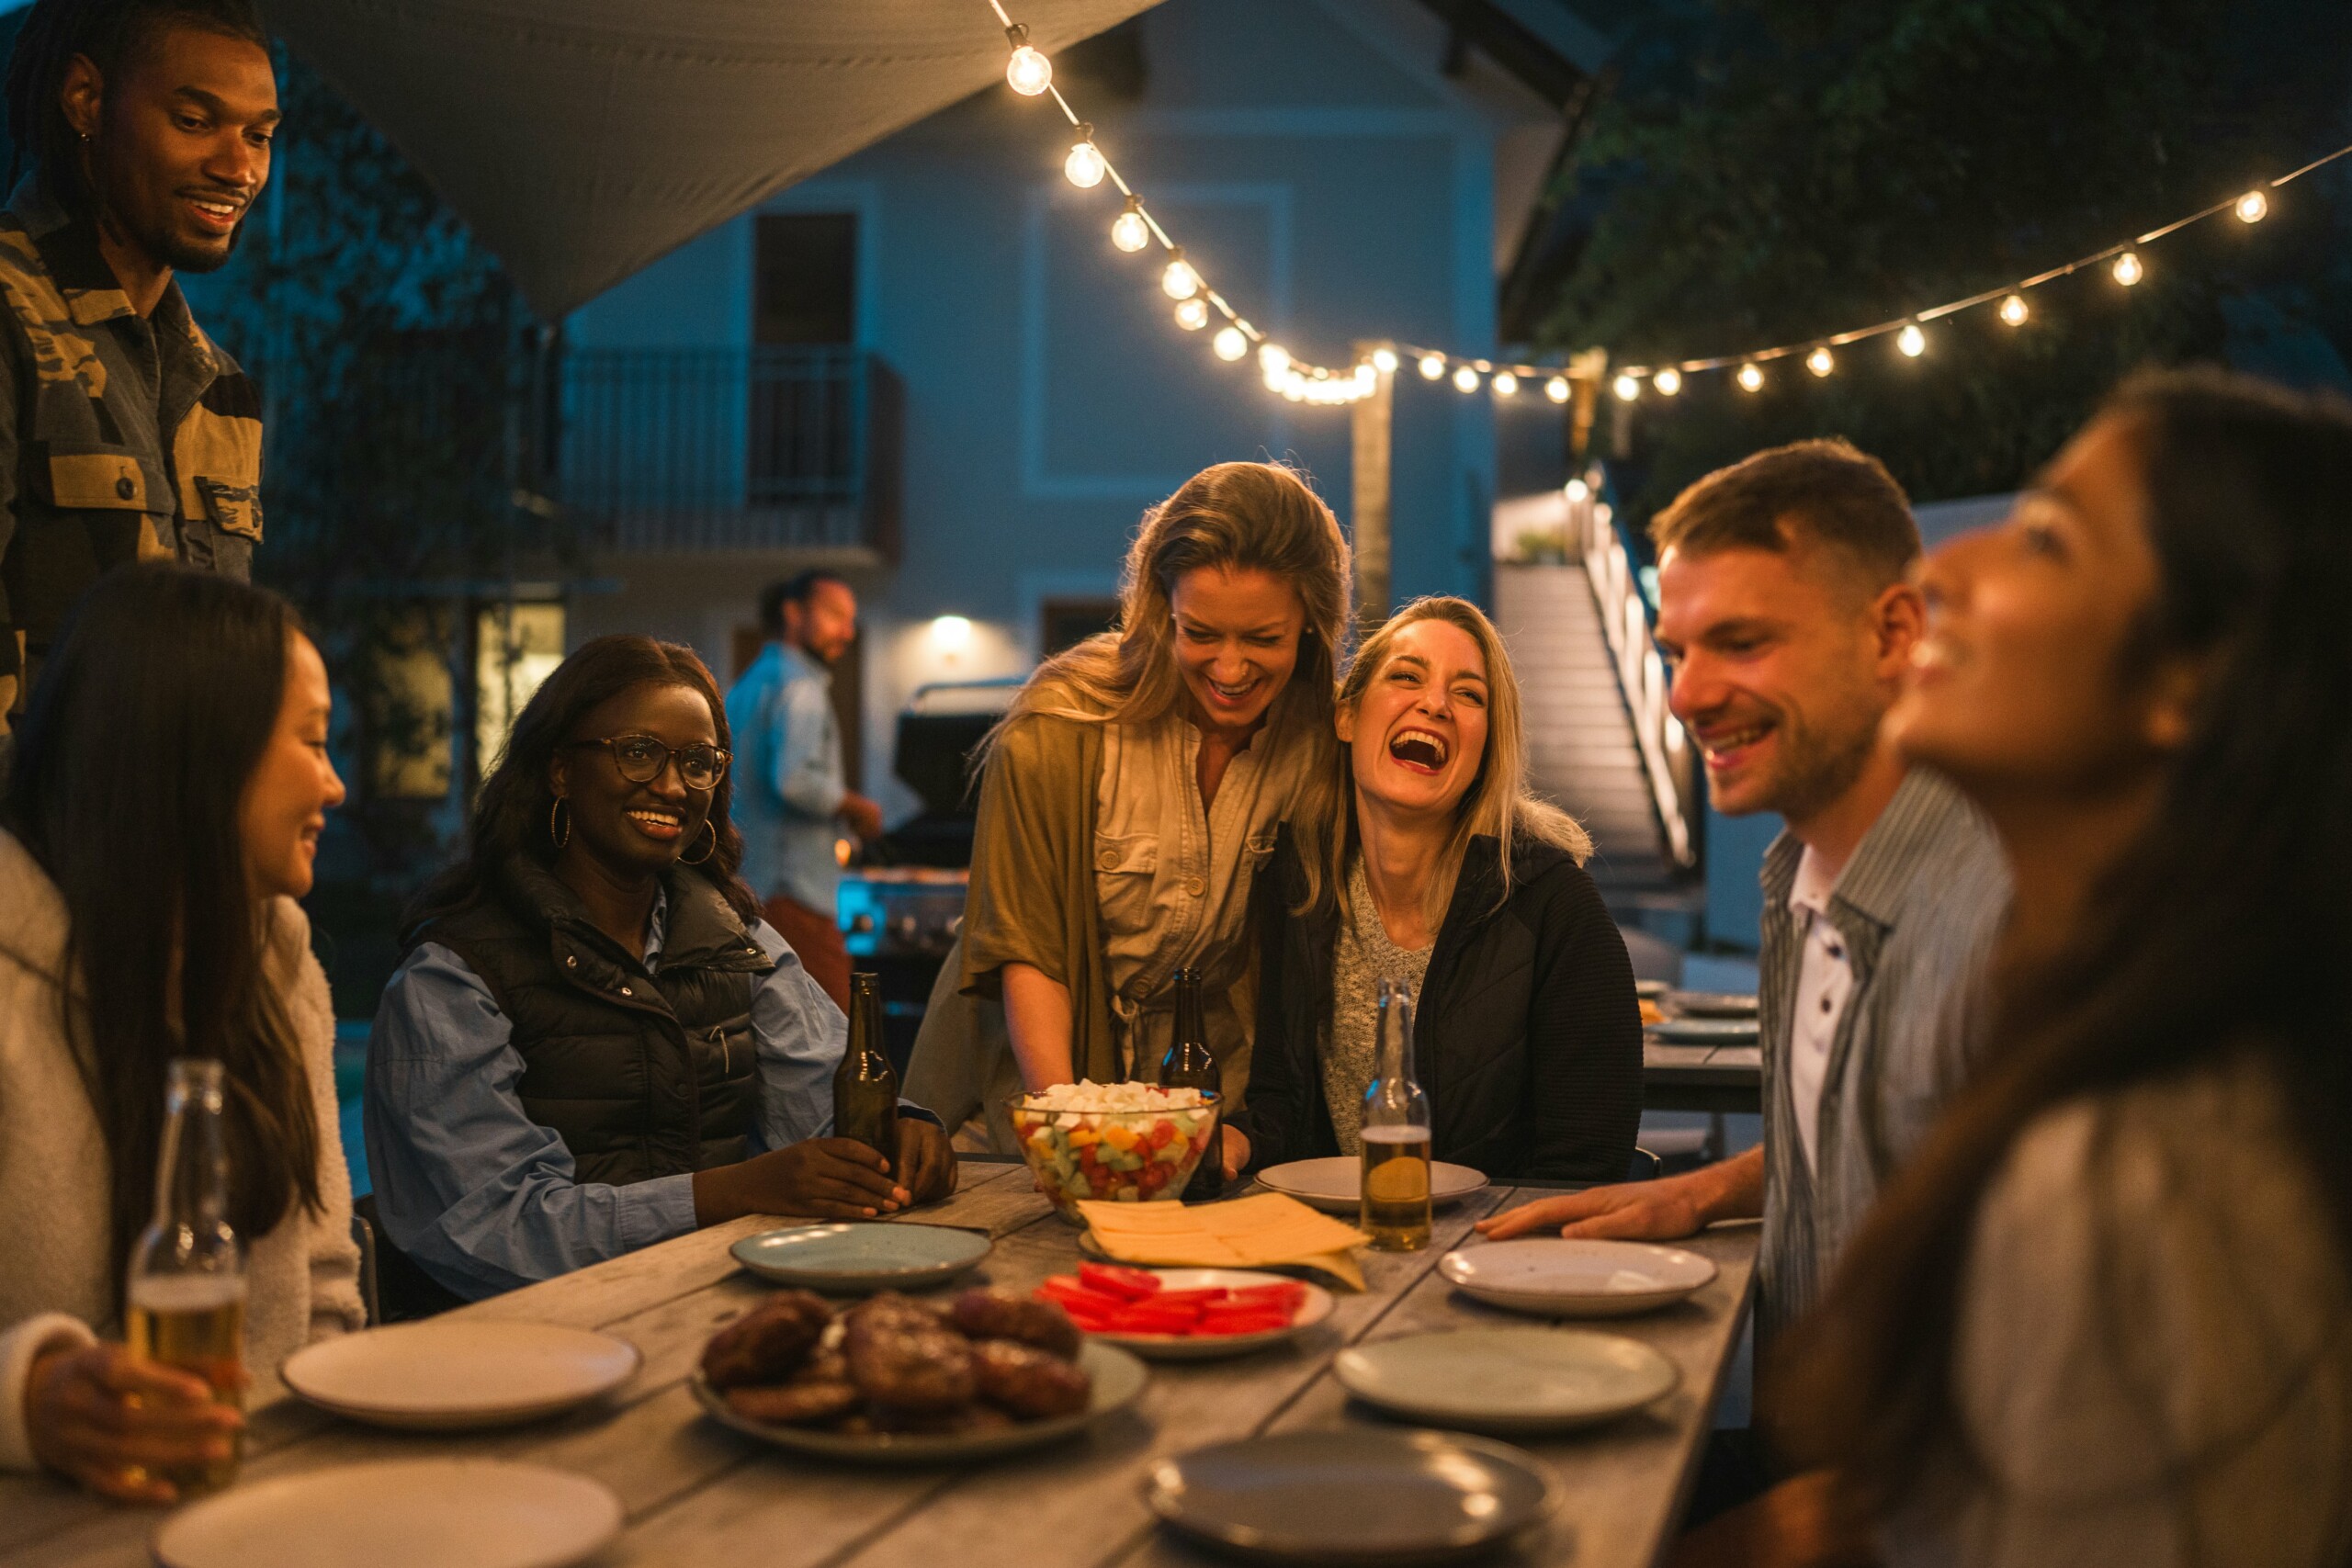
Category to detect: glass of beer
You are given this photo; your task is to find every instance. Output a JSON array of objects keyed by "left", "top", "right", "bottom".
[
  {"left": 1360, "top": 977, "right": 1432, "bottom": 1251},
  {"left": 126, "top": 1058, "right": 247, "bottom": 1495}
]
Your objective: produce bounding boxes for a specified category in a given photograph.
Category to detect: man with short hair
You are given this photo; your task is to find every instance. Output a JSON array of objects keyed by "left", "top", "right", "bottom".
[
  {"left": 726, "top": 570, "right": 883, "bottom": 1010},
  {"left": 0, "top": 0, "right": 276, "bottom": 729},
  {"left": 1482, "top": 438, "right": 2008, "bottom": 1354}
]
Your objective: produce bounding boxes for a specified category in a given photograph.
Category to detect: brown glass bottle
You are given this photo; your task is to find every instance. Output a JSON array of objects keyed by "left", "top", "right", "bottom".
[
  {"left": 832, "top": 973, "right": 899, "bottom": 1162},
  {"left": 1159, "top": 968, "right": 1224, "bottom": 1201}
]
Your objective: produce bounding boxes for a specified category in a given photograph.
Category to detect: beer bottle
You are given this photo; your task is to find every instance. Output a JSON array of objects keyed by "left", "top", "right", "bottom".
[
  {"left": 1159, "top": 968, "right": 1224, "bottom": 1202},
  {"left": 832, "top": 972, "right": 900, "bottom": 1164},
  {"left": 125, "top": 1058, "right": 246, "bottom": 1495},
  {"left": 1360, "top": 977, "right": 1432, "bottom": 1250}
]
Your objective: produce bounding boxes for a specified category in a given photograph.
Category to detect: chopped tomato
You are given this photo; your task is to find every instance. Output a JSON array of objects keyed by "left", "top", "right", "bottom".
[{"left": 1078, "top": 1262, "right": 1163, "bottom": 1302}]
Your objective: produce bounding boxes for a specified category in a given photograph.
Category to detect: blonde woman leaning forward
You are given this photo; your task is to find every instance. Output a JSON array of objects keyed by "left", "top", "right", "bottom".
[
  {"left": 906, "top": 463, "right": 1351, "bottom": 1161},
  {"left": 1230, "top": 598, "right": 1643, "bottom": 1184},
  {"left": 0, "top": 569, "right": 362, "bottom": 1503}
]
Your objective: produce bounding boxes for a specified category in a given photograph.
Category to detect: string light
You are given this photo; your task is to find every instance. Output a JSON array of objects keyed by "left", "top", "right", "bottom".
[
  {"left": 1213, "top": 325, "right": 1248, "bottom": 361},
  {"left": 1418, "top": 353, "right": 1446, "bottom": 380},
  {"left": 1063, "top": 126, "right": 1105, "bottom": 188},
  {"left": 1174, "top": 297, "right": 1208, "bottom": 330},
  {"left": 2112, "top": 251, "right": 2143, "bottom": 287},
  {"left": 1999, "top": 293, "right": 2030, "bottom": 327},
  {"left": 1544, "top": 375, "right": 1570, "bottom": 403},
  {"left": 1806, "top": 346, "right": 1836, "bottom": 378},
  {"left": 1003, "top": 24, "right": 1052, "bottom": 96},
  {"left": 2235, "top": 188, "right": 2269, "bottom": 223},
  {"left": 1161, "top": 248, "right": 1199, "bottom": 300},
  {"left": 1110, "top": 195, "right": 1148, "bottom": 254},
  {"left": 1452, "top": 364, "right": 1480, "bottom": 393},
  {"left": 1736, "top": 362, "right": 1765, "bottom": 392},
  {"left": 1492, "top": 370, "right": 1519, "bottom": 396},
  {"left": 1566, "top": 478, "right": 1589, "bottom": 501},
  {"left": 1653, "top": 367, "right": 1682, "bottom": 397},
  {"left": 1371, "top": 346, "right": 1398, "bottom": 375},
  {"left": 1612, "top": 372, "right": 1640, "bottom": 401},
  {"left": 1896, "top": 322, "right": 1927, "bottom": 357}
]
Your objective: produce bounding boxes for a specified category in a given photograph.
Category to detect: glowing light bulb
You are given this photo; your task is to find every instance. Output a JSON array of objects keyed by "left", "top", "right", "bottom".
[
  {"left": 2112, "top": 251, "right": 2143, "bottom": 287},
  {"left": 1063, "top": 128, "right": 1105, "bottom": 189},
  {"left": 1213, "top": 325, "right": 1248, "bottom": 362},
  {"left": 1492, "top": 370, "right": 1519, "bottom": 397},
  {"left": 1736, "top": 362, "right": 1765, "bottom": 392},
  {"left": 1371, "top": 346, "right": 1398, "bottom": 375},
  {"left": 1283, "top": 371, "right": 1307, "bottom": 402},
  {"left": 1896, "top": 322, "right": 1927, "bottom": 357},
  {"left": 1653, "top": 367, "right": 1682, "bottom": 397},
  {"left": 1612, "top": 372, "right": 1640, "bottom": 401},
  {"left": 1418, "top": 353, "right": 1446, "bottom": 381},
  {"left": 1544, "top": 375, "right": 1570, "bottom": 403},
  {"left": 929, "top": 615, "right": 974, "bottom": 653},
  {"left": 1806, "top": 345, "right": 1835, "bottom": 378},
  {"left": 1160, "top": 248, "right": 1199, "bottom": 300},
  {"left": 1003, "top": 26, "right": 1052, "bottom": 96},
  {"left": 2235, "top": 188, "right": 2269, "bottom": 224},
  {"left": 1354, "top": 363, "right": 1376, "bottom": 392},
  {"left": 1566, "top": 478, "right": 1589, "bottom": 502},
  {"left": 1998, "top": 293, "right": 2030, "bottom": 327},
  {"left": 1110, "top": 196, "right": 1148, "bottom": 254},
  {"left": 1259, "top": 343, "right": 1290, "bottom": 376},
  {"left": 1452, "top": 364, "right": 1479, "bottom": 393},
  {"left": 1174, "top": 297, "right": 1209, "bottom": 331}
]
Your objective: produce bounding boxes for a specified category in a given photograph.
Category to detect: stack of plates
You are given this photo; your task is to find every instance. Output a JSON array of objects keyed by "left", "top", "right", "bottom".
[{"left": 1438, "top": 1238, "right": 1717, "bottom": 1318}]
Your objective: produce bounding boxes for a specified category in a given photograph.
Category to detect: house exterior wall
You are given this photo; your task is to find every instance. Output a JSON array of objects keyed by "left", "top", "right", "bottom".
[{"left": 563, "top": 0, "right": 1544, "bottom": 822}]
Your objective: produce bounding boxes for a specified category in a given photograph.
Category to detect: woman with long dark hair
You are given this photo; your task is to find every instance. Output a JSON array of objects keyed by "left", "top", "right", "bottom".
[
  {"left": 0, "top": 567, "right": 360, "bottom": 1502},
  {"left": 1736, "top": 370, "right": 2352, "bottom": 1565},
  {"left": 367, "top": 635, "right": 955, "bottom": 1304}
]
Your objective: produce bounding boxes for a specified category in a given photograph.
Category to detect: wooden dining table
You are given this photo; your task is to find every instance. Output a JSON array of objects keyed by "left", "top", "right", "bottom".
[{"left": 0, "top": 1157, "right": 1758, "bottom": 1568}]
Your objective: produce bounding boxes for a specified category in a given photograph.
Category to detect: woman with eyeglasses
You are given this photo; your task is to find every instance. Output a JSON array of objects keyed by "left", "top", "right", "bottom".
[{"left": 366, "top": 636, "right": 956, "bottom": 1306}]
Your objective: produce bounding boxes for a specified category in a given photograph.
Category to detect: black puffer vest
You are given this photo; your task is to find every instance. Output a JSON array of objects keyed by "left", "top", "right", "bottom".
[{"left": 416, "top": 856, "right": 775, "bottom": 1186}]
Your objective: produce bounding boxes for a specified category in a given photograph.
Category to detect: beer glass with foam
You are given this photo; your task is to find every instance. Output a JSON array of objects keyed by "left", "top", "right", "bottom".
[
  {"left": 1359, "top": 976, "right": 1432, "bottom": 1251},
  {"left": 126, "top": 1058, "right": 247, "bottom": 1495}
]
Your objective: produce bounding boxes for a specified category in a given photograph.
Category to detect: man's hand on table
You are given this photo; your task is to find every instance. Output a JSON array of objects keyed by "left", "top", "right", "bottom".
[
  {"left": 892, "top": 1117, "right": 959, "bottom": 1204},
  {"left": 1476, "top": 1145, "right": 1764, "bottom": 1241},
  {"left": 26, "top": 1341, "right": 243, "bottom": 1505},
  {"left": 695, "top": 1138, "right": 908, "bottom": 1224}
]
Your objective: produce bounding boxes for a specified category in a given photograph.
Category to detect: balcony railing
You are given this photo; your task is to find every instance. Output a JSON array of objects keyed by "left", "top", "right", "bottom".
[{"left": 559, "top": 345, "right": 901, "bottom": 556}]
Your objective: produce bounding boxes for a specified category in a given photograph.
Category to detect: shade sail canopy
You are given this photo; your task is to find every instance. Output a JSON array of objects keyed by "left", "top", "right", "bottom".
[{"left": 265, "top": 0, "right": 1162, "bottom": 320}]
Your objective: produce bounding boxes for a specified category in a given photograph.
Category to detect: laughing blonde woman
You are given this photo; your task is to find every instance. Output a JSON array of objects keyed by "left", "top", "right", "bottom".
[
  {"left": 905, "top": 462, "right": 1351, "bottom": 1163},
  {"left": 1230, "top": 597, "right": 1643, "bottom": 1183}
]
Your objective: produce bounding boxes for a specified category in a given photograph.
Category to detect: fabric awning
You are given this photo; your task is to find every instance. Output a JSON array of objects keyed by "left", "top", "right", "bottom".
[{"left": 264, "top": 0, "right": 1163, "bottom": 320}]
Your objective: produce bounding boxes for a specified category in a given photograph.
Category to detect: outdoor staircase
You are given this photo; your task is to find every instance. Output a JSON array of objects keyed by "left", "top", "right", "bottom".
[{"left": 1493, "top": 561, "right": 1685, "bottom": 901}]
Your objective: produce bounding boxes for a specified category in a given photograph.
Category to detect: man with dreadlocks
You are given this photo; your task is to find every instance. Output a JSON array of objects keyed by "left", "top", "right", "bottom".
[{"left": 0, "top": 0, "right": 273, "bottom": 732}]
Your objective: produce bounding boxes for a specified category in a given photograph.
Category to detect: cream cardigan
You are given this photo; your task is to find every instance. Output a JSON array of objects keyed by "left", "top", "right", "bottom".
[{"left": 0, "top": 831, "right": 364, "bottom": 1472}]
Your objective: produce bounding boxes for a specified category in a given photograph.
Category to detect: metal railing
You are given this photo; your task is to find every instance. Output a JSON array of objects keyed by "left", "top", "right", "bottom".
[
  {"left": 559, "top": 345, "right": 901, "bottom": 555},
  {"left": 1568, "top": 468, "right": 1701, "bottom": 870}
]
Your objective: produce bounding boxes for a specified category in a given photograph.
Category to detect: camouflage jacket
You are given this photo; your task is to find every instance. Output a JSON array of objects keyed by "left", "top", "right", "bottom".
[{"left": 0, "top": 179, "right": 264, "bottom": 699}]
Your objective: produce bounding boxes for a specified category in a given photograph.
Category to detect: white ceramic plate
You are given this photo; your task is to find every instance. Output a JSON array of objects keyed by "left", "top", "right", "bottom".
[
  {"left": 1439, "top": 1238, "right": 1718, "bottom": 1318},
  {"left": 1256, "top": 1157, "right": 1489, "bottom": 1213},
  {"left": 692, "top": 1339, "right": 1147, "bottom": 1464},
  {"left": 1335, "top": 1327, "right": 1679, "bottom": 1434},
  {"left": 1668, "top": 989, "right": 1758, "bottom": 1018},
  {"left": 280, "top": 1322, "right": 640, "bottom": 1430},
  {"left": 1646, "top": 1017, "right": 1760, "bottom": 1044},
  {"left": 1083, "top": 1268, "right": 1336, "bottom": 1360},
  {"left": 729, "top": 1222, "right": 993, "bottom": 1292},
  {"left": 153, "top": 1459, "right": 621, "bottom": 1568}
]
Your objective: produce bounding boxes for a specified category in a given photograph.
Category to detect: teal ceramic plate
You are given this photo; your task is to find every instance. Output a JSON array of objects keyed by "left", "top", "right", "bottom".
[
  {"left": 729, "top": 1223, "right": 992, "bottom": 1292},
  {"left": 1144, "top": 1428, "right": 1556, "bottom": 1565},
  {"left": 1335, "top": 1327, "right": 1678, "bottom": 1434},
  {"left": 692, "top": 1340, "right": 1146, "bottom": 1465}
]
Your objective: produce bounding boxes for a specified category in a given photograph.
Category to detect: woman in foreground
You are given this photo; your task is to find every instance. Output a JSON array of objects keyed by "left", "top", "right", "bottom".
[
  {"left": 1727, "top": 369, "right": 2352, "bottom": 1566},
  {"left": 0, "top": 568, "right": 361, "bottom": 1502},
  {"left": 1233, "top": 597, "right": 1642, "bottom": 1182}
]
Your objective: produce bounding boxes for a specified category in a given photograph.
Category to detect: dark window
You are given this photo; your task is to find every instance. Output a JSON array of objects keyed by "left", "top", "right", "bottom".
[
  {"left": 1041, "top": 598, "right": 1121, "bottom": 657},
  {"left": 754, "top": 214, "right": 857, "bottom": 345}
]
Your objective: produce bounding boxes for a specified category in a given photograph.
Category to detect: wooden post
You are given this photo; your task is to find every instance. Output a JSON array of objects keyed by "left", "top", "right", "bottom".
[{"left": 1351, "top": 339, "right": 1394, "bottom": 640}]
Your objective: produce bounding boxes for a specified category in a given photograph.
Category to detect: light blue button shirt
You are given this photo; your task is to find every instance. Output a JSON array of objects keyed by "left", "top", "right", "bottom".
[
  {"left": 364, "top": 892, "right": 845, "bottom": 1301},
  {"left": 726, "top": 641, "right": 846, "bottom": 913}
]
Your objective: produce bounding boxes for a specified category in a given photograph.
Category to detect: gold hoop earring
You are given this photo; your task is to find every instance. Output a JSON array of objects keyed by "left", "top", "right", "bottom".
[
  {"left": 549, "top": 797, "right": 571, "bottom": 849},
  {"left": 681, "top": 821, "right": 718, "bottom": 865}
]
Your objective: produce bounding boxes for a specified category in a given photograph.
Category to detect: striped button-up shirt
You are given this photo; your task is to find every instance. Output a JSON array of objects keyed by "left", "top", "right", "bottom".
[{"left": 1755, "top": 766, "right": 2010, "bottom": 1346}]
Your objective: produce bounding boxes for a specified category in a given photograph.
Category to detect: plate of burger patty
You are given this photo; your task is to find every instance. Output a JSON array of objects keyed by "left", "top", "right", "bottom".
[{"left": 692, "top": 1287, "right": 1147, "bottom": 1463}]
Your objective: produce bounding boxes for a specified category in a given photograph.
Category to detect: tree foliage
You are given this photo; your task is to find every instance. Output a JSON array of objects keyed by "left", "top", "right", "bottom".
[{"left": 1536, "top": 0, "right": 2352, "bottom": 521}]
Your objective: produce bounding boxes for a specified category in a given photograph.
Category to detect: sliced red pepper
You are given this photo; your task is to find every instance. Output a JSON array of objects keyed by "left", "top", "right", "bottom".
[
  {"left": 1196, "top": 1309, "right": 1291, "bottom": 1336},
  {"left": 1226, "top": 1283, "right": 1307, "bottom": 1311},
  {"left": 1107, "top": 1303, "right": 1201, "bottom": 1335},
  {"left": 1079, "top": 1262, "right": 1164, "bottom": 1302},
  {"left": 1148, "top": 1288, "right": 1232, "bottom": 1309}
]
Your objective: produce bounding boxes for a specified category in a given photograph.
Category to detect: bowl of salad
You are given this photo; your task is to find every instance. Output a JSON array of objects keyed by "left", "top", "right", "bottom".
[{"left": 1007, "top": 1082, "right": 1220, "bottom": 1224}]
